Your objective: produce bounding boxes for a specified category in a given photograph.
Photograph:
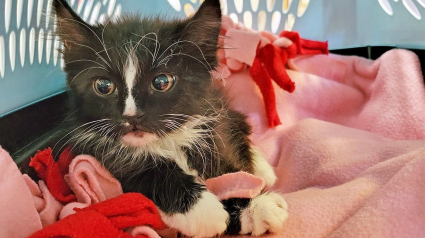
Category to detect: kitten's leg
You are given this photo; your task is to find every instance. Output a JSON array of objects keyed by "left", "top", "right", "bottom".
[
  {"left": 160, "top": 190, "right": 228, "bottom": 238},
  {"left": 251, "top": 148, "right": 277, "bottom": 187},
  {"left": 121, "top": 161, "right": 228, "bottom": 238}
]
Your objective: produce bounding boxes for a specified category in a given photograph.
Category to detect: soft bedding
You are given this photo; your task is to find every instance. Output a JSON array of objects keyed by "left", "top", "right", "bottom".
[{"left": 1, "top": 15, "right": 425, "bottom": 238}]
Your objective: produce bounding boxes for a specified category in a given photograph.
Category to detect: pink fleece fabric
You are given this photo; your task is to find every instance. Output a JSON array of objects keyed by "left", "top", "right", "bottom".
[
  {"left": 0, "top": 147, "right": 42, "bottom": 238},
  {"left": 219, "top": 49, "right": 425, "bottom": 237}
]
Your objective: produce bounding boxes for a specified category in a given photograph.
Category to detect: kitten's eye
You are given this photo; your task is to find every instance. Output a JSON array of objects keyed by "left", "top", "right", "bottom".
[
  {"left": 151, "top": 74, "right": 175, "bottom": 92},
  {"left": 93, "top": 78, "right": 115, "bottom": 95}
]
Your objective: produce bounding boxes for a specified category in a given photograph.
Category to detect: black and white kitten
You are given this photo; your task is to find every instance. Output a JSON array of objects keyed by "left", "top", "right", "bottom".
[{"left": 52, "top": 0, "right": 287, "bottom": 236}]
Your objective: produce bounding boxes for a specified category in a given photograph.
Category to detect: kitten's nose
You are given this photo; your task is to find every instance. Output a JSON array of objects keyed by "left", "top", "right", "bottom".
[{"left": 123, "top": 111, "right": 145, "bottom": 126}]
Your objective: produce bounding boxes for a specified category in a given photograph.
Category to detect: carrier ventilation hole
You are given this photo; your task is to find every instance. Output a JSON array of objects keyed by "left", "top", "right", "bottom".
[
  {"left": 20, "top": 29, "right": 26, "bottom": 67},
  {"left": 77, "top": 0, "right": 85, "bottom": 14},
  {"left": 29, "top": 28, "right": 36, "bottom": 65},
  {"left": 221, "top": 0, "right": 228, "bottom": 14},
  {"left": 271, "top": 11, "right": 281, "bottom": 33},
  {"left": 45, "top": 0, "right": 53, "bottom": 29},
  {"left": 0, "top": 36, "right": 5, "bottom": 78},
  {"left": 113, "top": 4, "right": 122, "bottom": 19},
  {"left": 46, "top": 30, "right": 52, "bottom": 65},
  {"left": 297, "top": 0, "right": 310, "bottom": 17},
  {"left": 37, "top": 0, "right": 44, "bottom": 27},
  {"left": 257, "top": 10, "right": 267, "bottom": 31},
  {"left": 38, "top": 29, "right": 44, "bottom": 64},
  {"left": 184, "top": 3, "right": 195, "bottom": 17},
  {"left": 267, "top": 0, "right": 276, "bottom": 12},
  {"left": 98, "top": 14, "right": 106, "bottom": 24},
  {"left": 234, "top": 0, "right": 243, "bottom": 13},
  {"left": 402, "top": 0, "right": 421, "bottom": 20},
  {"left": 28, "top": 0, "right": 35, "bottom": 27},
  {"left": 229, "top": 13, "right": 238, "bottom": 23},
  {"left": 168, "top": 0, "right": 181, "bottom": 11},
  {"left": 90, "top": 2, "right": 102, "bottom": 24},
  {"left": 53, "top": 36, "right": 60, "bottom": 66},
  {"left": 83, "top": 0, "right": 94, "bottom": 21},
  {"left": 284, "top": 13, "right": 295, "bottom": 31},
  {"left": 108, "top": 0, "right": 116, "bottom": 16},
  {"left": 282, "top": 0, "right": 293, "bottom": 13},
  {"left": 251, "top": 0, "right": 259, "bottom": 12},
  {"left": 9, "top": 31, "right": 16, "bottom": 72},
  {"left": 17, "top": 0, "right": 24, "bottom": 28},
  {"left": 243, "top": 11, "right": 253, "bottom": 29},
  {"left": 416, "top": 0, "right": 425, "bottom": 8},
  {"left": 5, "top": 0, "right": 12, "bottom": 32}
]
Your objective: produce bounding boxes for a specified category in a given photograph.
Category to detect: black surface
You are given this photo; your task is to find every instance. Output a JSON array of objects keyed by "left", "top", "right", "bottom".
[
  {"left": 0, "top": 93, "right": 68, "bottom": 162},
  {"left": 330, "top": 47, "right": 370, "bottom": 58}
]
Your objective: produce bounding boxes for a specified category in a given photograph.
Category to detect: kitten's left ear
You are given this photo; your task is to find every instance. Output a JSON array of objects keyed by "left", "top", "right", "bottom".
[
  {"left": 181, "top": 0, "right": 222, "bottom": 65},
  {"left": 53, "top": 0, "right": 93, "bottom": 48}
]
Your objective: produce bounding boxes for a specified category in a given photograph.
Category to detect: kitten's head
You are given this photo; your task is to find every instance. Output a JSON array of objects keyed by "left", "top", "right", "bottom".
[{"left": 53, "top": 0, "right": 223, "bottom": 148}]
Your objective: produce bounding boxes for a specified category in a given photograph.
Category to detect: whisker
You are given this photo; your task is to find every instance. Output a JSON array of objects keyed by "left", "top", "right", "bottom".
[
  {"left": 53, "top": 119, "right": 111, "bottom": 156},
  {"left": 69, "top": 66, "right": 106, "bottom": 86}
]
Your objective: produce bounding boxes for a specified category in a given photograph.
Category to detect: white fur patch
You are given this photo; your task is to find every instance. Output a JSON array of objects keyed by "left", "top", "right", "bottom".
[
  {"left": 115, "top": 115, "right": 214, "bottom": 176},
  {"left": 123, "top": 51, "right": 138, "bottom": 116},
  {"left": 160, "top": 191, "right": 229, "bottom": 238},
  {"left": 251, "top": 148, "right": 277, "bottom": 187},
  {"left": 239, "top": 192, "right": 288, "bottom": 236}
]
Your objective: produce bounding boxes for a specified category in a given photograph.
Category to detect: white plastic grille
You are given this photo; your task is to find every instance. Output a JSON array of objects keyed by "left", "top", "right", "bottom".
[{"left": 0, "top": 0, "right": 122, "bottom": 79}]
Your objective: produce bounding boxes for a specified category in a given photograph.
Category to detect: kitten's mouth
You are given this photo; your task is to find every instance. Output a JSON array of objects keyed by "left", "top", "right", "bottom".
[
  {"left": 125, "top": 129, "right": 146, "bottom": 137},
  {"left": 121, "top": 127, "right": 159, "bottom": 147}
]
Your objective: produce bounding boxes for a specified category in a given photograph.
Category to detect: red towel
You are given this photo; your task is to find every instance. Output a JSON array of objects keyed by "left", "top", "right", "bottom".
[
  {"left": 29, "top": 147, "right": 76, "bottom": 203},
  {"left": 28, "top": 193, "right": 166, "bottom": 238}
]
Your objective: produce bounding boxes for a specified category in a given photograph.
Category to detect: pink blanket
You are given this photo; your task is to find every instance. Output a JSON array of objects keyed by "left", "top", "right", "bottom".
[
  {"left": 2, "top": 41, "right": 425, "bottom": 237},
  {"left": 220, "top": 49, "right": 425, "bottom": 237}
]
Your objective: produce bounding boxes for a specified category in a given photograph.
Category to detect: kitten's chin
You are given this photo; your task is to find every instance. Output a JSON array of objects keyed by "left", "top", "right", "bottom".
[{"left": 121, "top": 131, "right": 159, "bottom": 147}]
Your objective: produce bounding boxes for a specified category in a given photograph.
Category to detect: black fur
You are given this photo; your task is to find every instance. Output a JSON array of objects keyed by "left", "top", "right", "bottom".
[
  {"left": 121, "top": 160, "right": 205, "bottom": 214},
  {"left": 51, "top": 0, "right": 261, "bottom": 235},
  {"left": 223, "top": 198, "right": 251, "bottom": 235}
]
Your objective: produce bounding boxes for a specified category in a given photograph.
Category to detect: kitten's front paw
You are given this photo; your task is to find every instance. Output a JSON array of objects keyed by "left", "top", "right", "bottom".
[
  {"left": 240, "top": 192, "right": 288, "bottom": 236},
  {"left": 161, "top": 191, "right": 229, "bottom": 238}
]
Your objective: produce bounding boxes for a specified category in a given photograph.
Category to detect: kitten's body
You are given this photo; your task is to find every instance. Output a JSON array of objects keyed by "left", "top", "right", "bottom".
[{"left": 52, "top": 0, "right": 287, "bottom": 236}]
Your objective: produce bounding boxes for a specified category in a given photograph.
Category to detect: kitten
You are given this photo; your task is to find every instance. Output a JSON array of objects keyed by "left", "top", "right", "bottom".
[{"left": 52, "top": 0, "right": 287, "bottom": 236}]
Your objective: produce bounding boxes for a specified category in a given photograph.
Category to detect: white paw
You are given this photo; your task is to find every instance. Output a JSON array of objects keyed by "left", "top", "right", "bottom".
[
  {"left": 251, "top": 148, "right": 277, "bottom": 187},
  {"left": 240, "top": 192, "right": 288, "bottom": 236},
  {"left": 160, "top": 191, "right": 229, "bottom": 238}
]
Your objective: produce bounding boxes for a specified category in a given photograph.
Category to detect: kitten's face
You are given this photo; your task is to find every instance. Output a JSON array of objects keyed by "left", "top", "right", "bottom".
[{"left": 54, "top": 0, "right": 222, "bottom": 147}]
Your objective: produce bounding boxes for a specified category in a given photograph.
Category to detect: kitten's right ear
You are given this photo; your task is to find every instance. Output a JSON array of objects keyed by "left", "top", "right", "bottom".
[{"left": 53, "top": 0, "right": 92, "bottom": 48}]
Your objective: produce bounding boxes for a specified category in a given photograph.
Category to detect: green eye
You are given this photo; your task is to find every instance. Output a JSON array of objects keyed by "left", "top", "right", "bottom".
[
  {"left": 93, "top": 78, "right": 115, "bottom": 95},
  {"left": 151, "top": 74, "right": 176, "bottom": 92}
]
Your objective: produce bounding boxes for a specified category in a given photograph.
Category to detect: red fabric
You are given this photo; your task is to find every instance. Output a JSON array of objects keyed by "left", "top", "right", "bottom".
[
  {"left": 28, "top": 193, "right": 166, "bottom": 238},
  {"left": 260, "top": 44, "right": 295, "bottom": 93},
  {"left": 250, "top": 57, "right": 282, "bottom": 127},
  {"left": 280, "top": 31, "right": 329, "bottom": 55},
  {"left": 29, "top": 149, "right": 166, "bottom": 238},
  {"left": 249, "top": 31, "right": 328, "bottom": 127},
  {"left": 29, "top": 148, "right": 76, "bottom": 203},
  {"left": 57, "top": 147, "right": 74, "bottom": 175}
]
